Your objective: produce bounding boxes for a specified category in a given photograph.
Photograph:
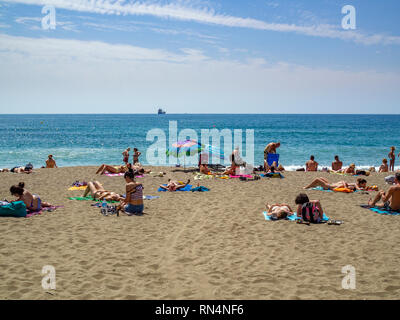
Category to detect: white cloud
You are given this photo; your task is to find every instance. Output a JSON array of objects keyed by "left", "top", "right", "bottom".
[
  {"left": 0, "top": 33, "right": 399, "bottom": 114},
  {"left": 3, "top": 0, "right": 400, "bottom": 45}
]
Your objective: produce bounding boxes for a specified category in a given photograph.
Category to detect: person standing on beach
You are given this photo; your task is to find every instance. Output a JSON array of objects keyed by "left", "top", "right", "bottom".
[
  {"left": 306, "top": 155, "right": 318, "bottom": 172},
  {"left": 388, "top": 147, "right": 395, "bottom": 172},
  {"left": 264, "top": 142, "right": 280, "bottom": 169},
  {"left": 45, "top": 155, "right": 57, "bottom": 168},
  {"left": 122, "top": 148, "right": 130, "bottom": 165},
  {"left": 331, "top": 155, "right": 343, "bottom": 171},
  {"left": 133, "top": 148, "right": 141, "bottom": 165}
]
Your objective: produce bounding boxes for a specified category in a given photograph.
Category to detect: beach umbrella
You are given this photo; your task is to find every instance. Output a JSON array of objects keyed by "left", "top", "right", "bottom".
[{"left": 166, "top": 139, "right": 203, "bottom": 168}]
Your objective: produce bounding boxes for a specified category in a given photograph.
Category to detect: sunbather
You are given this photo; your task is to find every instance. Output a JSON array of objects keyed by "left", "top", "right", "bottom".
[
  {"left": 10, "top": 166, "right": 32, "bottom": 174},
  {"left": 295, "top": 193, "right": 324, "bottom": 223},
  {"left": 45, "top": 155, "right": 58, "bottom": 168},
  {"left": 265, "top": 203, "right": 294, "bottom": 220},
  {"left": 199, "top": 164, "right": 212, "bottom": 175},
  {"left": 96, "top": 163, "right": 131, "bottom": 175},
  {"left": 305, "top": 155, "right": 318, "bottom": 172},
  {"left": 379, "top": 159, "right": 389, "bottom": 173},
  {"left": 10, "top": 182, "right": 52, "bottom": 211},
  {"left": 159, "top": 179, "right": 191, "bottom": 192},
  {"left": 368, "top": 172, "right": 400, "bottom": 211},
  {"left": 118, "top": 169, "right": 144, "bottom": 215},
  {"left": 332, "top": 155, "right": 343, "bottom": 171},
  {"left": 304, "top": 177, "right": 367, "bottom": 191},
  {"left": 336, "top": 163, "right": 356, "bottom": 175},
  {"left": 83, "top": 181, "right": 124, "bottom": 202}
]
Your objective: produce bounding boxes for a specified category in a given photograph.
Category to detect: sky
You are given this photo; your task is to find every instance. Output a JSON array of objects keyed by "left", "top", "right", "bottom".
[{"left": 0, "top": 0, "right": 399, "bottom": 114}]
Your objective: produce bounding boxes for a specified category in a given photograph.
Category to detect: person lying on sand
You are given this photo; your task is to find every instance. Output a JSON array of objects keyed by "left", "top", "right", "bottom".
[
  {"left": 10, "top": 166, "right": 32, "bottom": 174},
  {"left": 306, "top": 155, "right": 318, "bottom": 172},
  {"left": 45, "top": 154, "right": 58, "bottom": 168},
  {"left": 265, "top": 203, "right": 293, "bottom": 220},
  {"left": 368, "top": 172, "right": 400, "bottom": 211},
  {"left": 295, "top": 193, "right": 324, "bottom": 223},
  {"left": 117, "top": 169, "right": 144, "bottom": 216},
  {"left": 96, "top": 163, "right": 132, "bottom": 175},
  {"left": 379, "top": 159, "right": 389, "bottom": 173},
  {"left": 132, "top": 164, "right": 151, "bottom": 175},
  {"left": 304, "top": 177, "right": 367, "bottom": 191},
  {"left": 159, "top": 179, "right": 191, "bottom": 192},
  {"left": 10, "top": 182, "right": 52, "bottom": 211},
  {"left": 335, "top": 163, "right": 356, "bottom": 175},
  {"left": 83, "top": 181, "right": 124, "bottom": 202}
]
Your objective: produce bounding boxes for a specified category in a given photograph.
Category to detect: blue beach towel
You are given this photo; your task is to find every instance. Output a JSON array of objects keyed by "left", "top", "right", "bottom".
[
  {"left": 311, "top": 187, "right": 333, "bottom": 192},
  {"left": 360, "top": 205, "right": 400, "bottom": 216},
  {"left": 261, "top": 172, "right": 284, "bottom": 179},
  {"left": 158, "top": 184, "right": 193, "bottom": 192},
  {"left": 262, "top": 211, "right": 329, "bottom": 222},
  {"left": 191, "top": 186, "right": 210, "bottom": 192}
]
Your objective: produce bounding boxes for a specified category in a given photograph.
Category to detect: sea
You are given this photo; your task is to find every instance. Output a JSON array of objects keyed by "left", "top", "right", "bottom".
[{"left": 0, "top": 114, "right": 399, "bottom": 171}]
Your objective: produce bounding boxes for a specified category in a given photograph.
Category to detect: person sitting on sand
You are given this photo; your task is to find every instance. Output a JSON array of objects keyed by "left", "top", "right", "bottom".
[
  {"left": 10, "top": 182, "right": 52, "bottom": 211},
  {"left": 388, "top": 147, "right": 395, "bottom": 172},
  {"left": 132, "top": 148, "right": 141, "bottom": 165},
  {"left": 304, "top": 177, "right": 367, "bottom": 191},
  {"left": 45, "top": 155, "right": 58, "bottom": 168},
  {"left": 117, "top": 169, "right": 144, "bottom": 215},
  {"left": 199, "top": 164, "right": 212, "bottom": 175},
  {"left": 265, "top": 203, "right": 294, "bottom": 220},
  {"left": 306, "top": 155, "right": 318, "bottom": 172},
  {"left": 295, "top": 193, "right": 324, "bottom": 223},
  {"left": 83, "top": 181, "right": 124, "bottom": 202},
  {"left": 132, "top": 164, "right": 151, "bottom": 175},
  {"left": 332, "top": 155, "right": 343, "bottom": 171},
  {"left": 96, "top": 163, "right": 132, "bottom": 175},
  {"left": 368, "top": 172, "right": 400, "bottom": 211},
  {"left": 379, "top": 159, "right": 389, "bottom": 173},
  {"left": 159, "top": 179, "right": 191, "bottom": 192}
]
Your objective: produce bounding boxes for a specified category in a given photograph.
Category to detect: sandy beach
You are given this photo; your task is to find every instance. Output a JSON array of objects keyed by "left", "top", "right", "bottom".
[{"left": 0, "top": 166, "right": 400, "bottom": 300}]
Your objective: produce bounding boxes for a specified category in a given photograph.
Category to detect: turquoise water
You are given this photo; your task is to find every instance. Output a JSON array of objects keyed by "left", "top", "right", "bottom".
[{"left": 0, "top": 114, "right": 399, "bottom": 170}]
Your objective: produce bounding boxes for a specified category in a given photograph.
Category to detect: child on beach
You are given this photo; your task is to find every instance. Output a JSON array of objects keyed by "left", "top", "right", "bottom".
[
  {"left": 10, "top": 182, "right": 52, "bottom": 211},
  {"left": 295, "top": 193, "right": 324, "bottom": 223},
  {"left": 388, "top": 147, "right": 395, "bottom": 172},
  {"left": 379, "top": 159, "right": 389, "bottom": 173}
]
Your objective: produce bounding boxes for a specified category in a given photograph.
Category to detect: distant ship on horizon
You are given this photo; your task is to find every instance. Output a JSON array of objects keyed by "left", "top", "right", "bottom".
[{"left": 157, "top": 108, "right": 166, "bottom": 115}]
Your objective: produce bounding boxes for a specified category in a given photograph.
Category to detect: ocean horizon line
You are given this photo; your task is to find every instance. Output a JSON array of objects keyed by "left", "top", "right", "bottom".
[{"left": 1, "top": 113, "right": 400, "bottom": 116}]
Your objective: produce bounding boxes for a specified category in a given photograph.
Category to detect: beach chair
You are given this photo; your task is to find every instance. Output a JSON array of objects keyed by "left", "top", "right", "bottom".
[{"left": 267, "top": 154, "right": 280, "bottom": 167}]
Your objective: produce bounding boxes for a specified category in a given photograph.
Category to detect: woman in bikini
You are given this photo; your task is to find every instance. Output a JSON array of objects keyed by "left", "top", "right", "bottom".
[
  {"left": 159, "top": 179, "right": 191, "bottom": 192},
  {"left": 304, "top": 177, "right": 367, "bottom": 191},
  {"left": 265, "top": 203, "right": 293, "bottom": 220},
  {"left": 118, "top": 169, "right": 144, "bottom": 215},
  {"left": 10, "top": 182, "right": 52, "bottom": 211},
  {"left": 83, "top": 181, "right": 124, "bottom": 202},
  {"left": 96, "top": 163, "right": 132, "bottom": 175}
]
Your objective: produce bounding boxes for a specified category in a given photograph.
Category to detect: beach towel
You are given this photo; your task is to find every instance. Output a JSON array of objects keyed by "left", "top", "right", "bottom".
[
  {"left": 261, "top": 173, "right": 284, "bottom": 179},
  {"left": 26, "top": 206, "right": 63, "bottom": 217},
  {"left": 360, "top": 205, "right": 400, "bottom": 216},
  {"left": 333, "top": 187, "right": 354, "bottom": 193},
  {"left": 143, "top": 195, "right": 160, "bottom": 200},
  {"left": 191, "top": 186, "right": 210, "bottom": 192},
  {"left": 311, "top": 187, "right": 334, "bottom": 192},
  {"left": 104, "top": 172, "right": 144, "bottom": 178},
  {"left": 158, "top": 185, "right": 193, "bottom": 192},
  {"left": 229, "top": 174, "right": 253, "bottom": 179},
  {"left": 68, "top": 196, "right": 121, "bottom": 203},
  {"left": 262, "top": 211, "right": 329, "bottom": 222},
  {"left": 68, "top": 186, "right": 88, "bottom": 191}
]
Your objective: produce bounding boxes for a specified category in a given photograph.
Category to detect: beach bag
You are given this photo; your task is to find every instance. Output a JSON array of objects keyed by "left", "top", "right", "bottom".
[
  {"left": 301, "top": 202, "right": 320, "bottom": 223},
  {"left": 385, "top": 175, "right": 395, "bottom": 184},
  {"left": 0, "top": 201, "right": 27, "bottom": 218}
]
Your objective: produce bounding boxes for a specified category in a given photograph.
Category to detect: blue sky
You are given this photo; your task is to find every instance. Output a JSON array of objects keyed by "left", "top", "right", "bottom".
[{"left": 0, "top": 0, "right": 399, "bottom": 114}]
